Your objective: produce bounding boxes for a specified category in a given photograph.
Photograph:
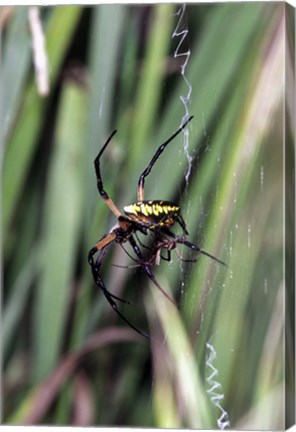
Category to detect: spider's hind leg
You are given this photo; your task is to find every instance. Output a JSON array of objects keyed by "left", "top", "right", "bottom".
[
  {"left": 88, "top": 244, "right": 132, "bottom": 305},
  {"left": 88, "top": 245, "right": 149, "bottom": 339},
  {"left": 98, "top": 272, "right": 150, "bottom": 339}
]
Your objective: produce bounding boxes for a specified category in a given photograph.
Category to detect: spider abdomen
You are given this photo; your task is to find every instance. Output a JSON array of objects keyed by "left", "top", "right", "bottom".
[{"left": 124, "top": 200, "right": 180, "bottom": 228}]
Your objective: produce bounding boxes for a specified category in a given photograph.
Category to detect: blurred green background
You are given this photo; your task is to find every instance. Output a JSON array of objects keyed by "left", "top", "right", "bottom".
[{"left": 2, "top": 3, "right": 294, "bottom": 429}]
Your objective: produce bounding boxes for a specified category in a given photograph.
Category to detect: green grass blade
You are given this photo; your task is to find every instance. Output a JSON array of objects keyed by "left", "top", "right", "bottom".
[
  {"left": 3, "top": 6, "right": 82, "bottom": 238},
  {"left": 129, "top": 4, "right": 175, "bottom": 170},
  {"left": 33, "top": 81, "right": 86, "bottom": 380},
  {"left": 1, "top": 7, "right": 31, "bottom": 146}
]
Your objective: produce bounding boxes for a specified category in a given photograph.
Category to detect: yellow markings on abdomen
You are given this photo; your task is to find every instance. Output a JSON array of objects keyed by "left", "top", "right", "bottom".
[{"left": 124, "top": 200, "right": 180, "bottom": 227}]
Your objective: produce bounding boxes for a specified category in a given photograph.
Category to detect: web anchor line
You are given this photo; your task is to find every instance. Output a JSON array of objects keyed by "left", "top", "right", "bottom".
[
  {"left": 172, "top": 4, "right": 193, "bottom": 182},
  {"left": 206, "top": 341, "right": 231, "bottom": 430}
]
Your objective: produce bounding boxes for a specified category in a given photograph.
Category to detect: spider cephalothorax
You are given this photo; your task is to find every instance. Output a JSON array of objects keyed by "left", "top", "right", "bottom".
[{"left": 88, "top": 115, "right": 226, "bottom": 339}]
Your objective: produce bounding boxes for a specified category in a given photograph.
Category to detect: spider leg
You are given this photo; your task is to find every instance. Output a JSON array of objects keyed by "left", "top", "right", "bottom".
[
  {"left": 135, "top": 232, "right": 153, "bottom": 251},
  {"left": 137, "top": 115, "right": 193, "bottom": 201},
  {"left": 174, "top": 246, "right": 197, "bottom": 263},
  {"left": 129, "top": 235, "right": 178, "bottom": 308},
  {"left": 160, "top": 249, "right": 171, "bottom": 262},
  {"left": 134, "top": 233, "right": 170, "bottom": 264},
  {"left": 118, "top": 238, "right": 168, "bottom": 267},
  {"left": 162, "top": 228, "right": 228, "bottom": 267},
  {"left": 119, "top": 243, "right": 142, "bottom": 263},
  {"left": 96, "top": 271, "right": 149, "bottom": 339},
  {"left": 88, "top": 243, "right": 149, "bottom": 338},
  {"left": 94, "top": 130, "right": 122, "bottom": 218},
  {"left": 88, "top": 243, "right": 131, "bottom": 305},
  {"left": 176, "top": 214, "right": 189, "bottom": 235}
]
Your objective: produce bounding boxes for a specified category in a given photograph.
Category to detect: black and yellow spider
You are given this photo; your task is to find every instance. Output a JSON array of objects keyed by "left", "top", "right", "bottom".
[{"left": 88, "top": 115, "right": 226, "bottom": 339}]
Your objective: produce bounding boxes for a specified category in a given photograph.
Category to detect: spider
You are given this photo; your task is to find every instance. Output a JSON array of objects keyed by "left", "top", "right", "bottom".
[{"left": 88, "top": 115, "right": 227, "bottom": 339}]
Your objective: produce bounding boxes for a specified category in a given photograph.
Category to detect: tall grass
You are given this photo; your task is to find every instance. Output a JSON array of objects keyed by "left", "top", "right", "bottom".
[{"left": 2, "top": 3, "right": 293, "bottom": 428}]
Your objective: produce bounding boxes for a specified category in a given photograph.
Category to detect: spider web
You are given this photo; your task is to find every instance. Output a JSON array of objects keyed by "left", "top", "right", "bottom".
[
  {"left": 172, "top": 3, "right": 193, "bottom": 301},
  {"left": 206, "top": 340, "right": 231, "bottom": 429},
  {"left": 172, "top": 4, "right": 193, "bottom": 183},
  {"left": 172, "top": 5, "right": 230, "bottom": 429}
]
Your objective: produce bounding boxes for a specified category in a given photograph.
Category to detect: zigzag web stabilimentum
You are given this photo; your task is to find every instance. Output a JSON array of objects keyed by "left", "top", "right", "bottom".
[
  {"left": 172, "top": 4, "right": 193, "bottom": 184},
  {"left": 171, "top": 3, "right": 193, "bottom": 299},
  {"left": 172, "top": 7, "right": 230, "bottom": 429},
  {"left": 205, "top": 339, "right": 230, "bottom": 429}
]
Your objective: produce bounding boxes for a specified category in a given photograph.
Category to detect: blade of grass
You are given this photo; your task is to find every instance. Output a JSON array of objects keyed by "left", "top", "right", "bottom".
[
  {"left": 1, "top": 7, "right": 31, "bottom": 146},
  {"left": 3, "top": 245, "right": 40, "bottom": 357},
  {"left": 192, "top": 8, "right": 284, "bottom": 361},
  {"left": 146, "top": 280, "right": 212, "bottom": 428},
  {"left": 128, "top": 4, "right": 175, "bottom": 172},
  {"left": 69, "top": 5, "right": 127, "bottom": 348},
  {"left": 8, "top": 328, "right": 139, "bottom": 424},
  {"left": 33, "top": 81, "right": 86, "bottom": 380},
  {"left": 3, "top": 6, "right": 82, "bottom": 240}
]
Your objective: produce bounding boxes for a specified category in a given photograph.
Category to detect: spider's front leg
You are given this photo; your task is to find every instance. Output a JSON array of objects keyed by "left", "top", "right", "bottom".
[
  {"left": 162, "top": 228, "right": 228, "bottom": 267},
  {"left": 93, "top": 129, "right": 122, "bottom": 219},
  {"left": 137, "top": 115, "right": 193, "bottom": 201}
]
